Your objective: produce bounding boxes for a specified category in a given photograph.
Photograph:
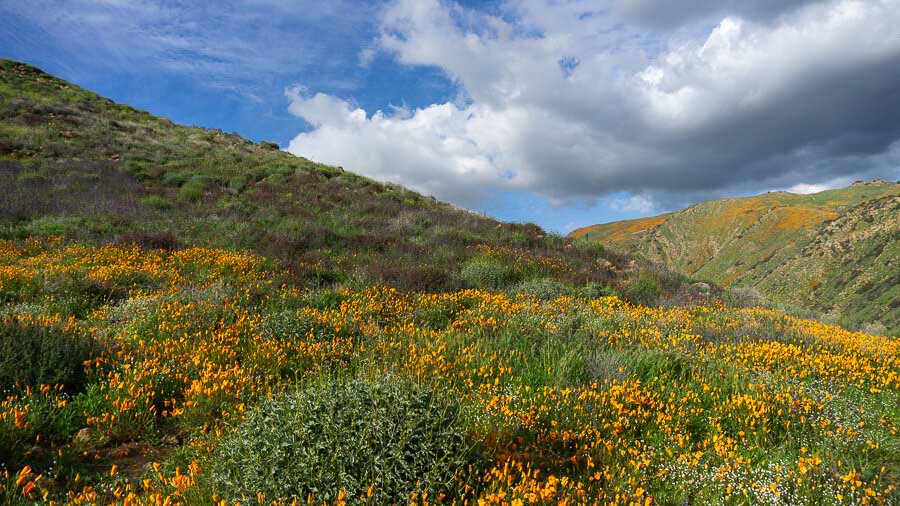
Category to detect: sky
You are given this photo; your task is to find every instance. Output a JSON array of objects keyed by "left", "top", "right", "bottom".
[{"left": 2, "top": 0, "right": 899, "bottom": 233}]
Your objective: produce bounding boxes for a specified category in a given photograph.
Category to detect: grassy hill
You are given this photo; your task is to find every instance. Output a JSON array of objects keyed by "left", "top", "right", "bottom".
[
  {"left": 1, "top": 58, "right": 675, "bottom": 300},
  {"left": 1, "top": 60, "right": 897, "bottom": 505},
  {"left": 571, "top": 182, "right": 900, "bottom": 335}
]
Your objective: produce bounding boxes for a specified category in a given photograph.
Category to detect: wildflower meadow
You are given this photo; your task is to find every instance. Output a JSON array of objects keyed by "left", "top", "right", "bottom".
[{"left": 0, "top": 238, "right": 896, "bottom": 505}]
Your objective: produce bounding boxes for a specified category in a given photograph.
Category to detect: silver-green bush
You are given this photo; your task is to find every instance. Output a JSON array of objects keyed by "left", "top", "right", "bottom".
[{"left": 208, "top": 378, "right": 482, "bottom": 504}]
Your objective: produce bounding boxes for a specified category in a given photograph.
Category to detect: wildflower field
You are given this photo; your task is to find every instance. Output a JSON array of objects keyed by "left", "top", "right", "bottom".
[{"left": 0, "top": 238, "right": 897, "bottom": 505}]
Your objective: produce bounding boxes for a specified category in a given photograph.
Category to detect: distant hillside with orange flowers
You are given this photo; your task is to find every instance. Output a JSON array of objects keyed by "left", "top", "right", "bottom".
[{"left": 572, "top": 181, "right": 900, "bottom": 334}]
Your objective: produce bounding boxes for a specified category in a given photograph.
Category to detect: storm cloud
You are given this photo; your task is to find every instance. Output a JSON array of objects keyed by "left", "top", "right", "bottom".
[{"left": 286, "top": 0, "right": 900, "bottom": 209}]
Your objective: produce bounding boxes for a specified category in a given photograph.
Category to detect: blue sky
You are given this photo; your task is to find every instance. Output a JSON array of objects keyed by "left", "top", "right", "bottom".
[{"left": 2, "top": 0, "right": 899, "bottom": 233}]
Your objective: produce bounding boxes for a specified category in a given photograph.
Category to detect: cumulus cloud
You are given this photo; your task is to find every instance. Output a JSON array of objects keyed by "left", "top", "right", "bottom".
[
  {"left": 285, "top": 0, "right": 900, "bottom": 208},
  {"left": 286, "top": 89, "right": 501, "bottom": 204},
  {"left": 786, "top": 183, "right": 833, "bottom": 194}
]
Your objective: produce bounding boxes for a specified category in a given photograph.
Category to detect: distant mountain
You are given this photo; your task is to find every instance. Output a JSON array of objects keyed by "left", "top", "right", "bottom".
[{"left": 571, "top": 181, "right": 900, "bottom": 334}]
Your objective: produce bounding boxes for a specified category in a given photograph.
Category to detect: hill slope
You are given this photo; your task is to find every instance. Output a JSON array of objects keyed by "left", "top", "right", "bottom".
[
  {"left": 571, "top": 182, "right": 900, "bottom": 334},
  {"left": 1, "top": 58, "right": 685, "bottom": 299},
  {"left": 1, "top": 59, "right": 897, "bottom": 505}
]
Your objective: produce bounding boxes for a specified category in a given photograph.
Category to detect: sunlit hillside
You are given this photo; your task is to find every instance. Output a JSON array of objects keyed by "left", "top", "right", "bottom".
[
  {"left": 571, "top": 182, "right": 900, "bottom": 335},
  {"left": 0, "top": 58, "right": 706, "bottom": 307},
  {"left": 1, "top": 239, "right": 897, "bottom": 505}
]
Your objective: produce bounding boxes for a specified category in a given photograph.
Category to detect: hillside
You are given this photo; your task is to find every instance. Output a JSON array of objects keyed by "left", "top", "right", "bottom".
[
  {"left": 1, "top": 60, "right": 897, "bottom": 505},
  {"left": 571, "top": 182, "right": 900, "bottom": 334},
  {"left": 0, "top": 58, "right": 679, "bottom": 301},
  {"left": 2, "top": 239, "right": 896, "bottom": 505}
]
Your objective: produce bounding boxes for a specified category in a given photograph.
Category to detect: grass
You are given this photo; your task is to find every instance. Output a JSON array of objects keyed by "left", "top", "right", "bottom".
[{"left": 0, "top": 239, "right": 895, "bottom": 504}]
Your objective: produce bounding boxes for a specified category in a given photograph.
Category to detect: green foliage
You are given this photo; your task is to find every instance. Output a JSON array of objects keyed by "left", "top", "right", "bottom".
[
  {"left": 0, "top": 320, "right": 96, "bottom": 393},
  {"left": 208, "top": 378, "right": 483, "bottom": 504},
  {"left": 511, "top": 277, "right": 573, "bottom": 300},
  {"left": 461, "top": 256, "right": 522, "bottom": 290},
  {"left": 0, "top": 387, "right": 85, "bottom": 469},
  {"left": 625, "top": 271, "right": 661, "bottom": 306},
  {"left": 580, "top": 282, "right": 619, "bottom": 299},
  {"left": 162, "top": 171, "right": 189, "bottom": 187},
  {"left": 303, "top": 288, "right": 347, "bottom": 311},
  {"left": 141, "top": 194, "right": 173, "bottom": 210},
  {"left": 177, "top": 175, "right": 207, "bottom": 202},
  {"left": 227, "top": 175, "right": 247, "bottom": 192},
  {"left": 23, "top": 216, "right": 84, "bottom": 236}
]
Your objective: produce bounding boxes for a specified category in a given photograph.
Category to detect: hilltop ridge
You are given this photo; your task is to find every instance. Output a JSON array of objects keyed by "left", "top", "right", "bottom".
[{"left": 0, "top": 58, "right": 701, "bottom": 303}]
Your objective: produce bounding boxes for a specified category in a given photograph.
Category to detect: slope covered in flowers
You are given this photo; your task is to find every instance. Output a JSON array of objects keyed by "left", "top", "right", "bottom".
[
  {"left": 570, "top": 181, "right": 900, "bottom": 335},
  {"left": 0, "top": 238, "right": 897, "bottom": 505}
]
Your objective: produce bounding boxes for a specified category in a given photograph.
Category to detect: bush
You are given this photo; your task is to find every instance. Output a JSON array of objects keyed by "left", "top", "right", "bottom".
[
  {"left": 0, "top": 320, "right": 96, "bottom": 393},
  {"left": 228, "top": 175, "right": 247, "bottom": 192},
  {"left": 625, "top": 272, "right": 661, "bottom": 306},
  {"left": 461, "top": 256, "right": 522, "bottom": 290},
  {"left": 162, "top": 171, "right": 189, "bottom": 187},
  {"left": 512, "top": 277, "right": 573, "bottom": 300},
  {"left": 573, "top": 239, "right": 606, "bottom": 256},
  {"left": 23, "top": 216, "right": 84, "bottom": 236},
  {"left": 370, "top": 263, "right": 460, "bottom": 293},
  {"left": 115, "top": 231, "right": 180, "bottom": 250},
  {"left": 140, "top": 194, "right": 173, "bottom": 210},
  {"left": 580, "top": 282, "right": 618, "bottom": 300},
  {"left": 177, "top": 176, "right": 206, "bottom": 202},
  {"left": 208, "top": 378, "right": 482, "bottom": 504}
]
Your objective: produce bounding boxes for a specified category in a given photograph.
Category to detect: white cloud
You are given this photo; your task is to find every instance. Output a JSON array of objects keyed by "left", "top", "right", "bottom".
[
  {"left": 785, "top": 183, "right": 831, "bottom": 194},
  {"left": 609, "top": 194, "right": 657, "bottom": 213},
  {"left": 285, "top": 0, "right": 900, "bottom": 208},
  {"left": 286, "top": 91, "right": 502, "bottom": 204}
]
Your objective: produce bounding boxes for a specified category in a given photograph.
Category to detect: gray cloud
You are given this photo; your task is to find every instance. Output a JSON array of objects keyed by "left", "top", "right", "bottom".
[
  {"left": 286, "top": 0, "right": 900, "bottom": 210},
  {"left": 614, "top": 0, "right": 826, "bottom": 28}
]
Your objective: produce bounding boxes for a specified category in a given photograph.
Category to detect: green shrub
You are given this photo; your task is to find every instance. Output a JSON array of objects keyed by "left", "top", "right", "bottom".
[
  {"left": 177, "top": 176, "right": 206, "bottom": 201},
  {"left": 162, "top": 171, "right": 189, "bottom": 187},
  {"left": 15, "top": 169, "right": 46, "bottom": 185},
  {"left": 512, "top": 277, "right": 572, "bottom": 300},
  {"left": 208, "top": 378, "right": 482, "bottom": 504},
  {"left": 580, "top": 282, "right": 619, "bottom": 299},
  {"left": 23, "top": 216, "right": 84, "bottom": 236},
  {"left": 461, "top": 256, "right": 522, "bottom": 290},
  {"left": 627, "top": 350, "right": 691, "bottom": 383},
  {"left": 0, "top": 320, "right": 96, "bottom": 393},
  {"left": 228, "top": 175, "right": 247, "bottom": 192},
  {"left": 573, "top": 239, "right": 606, "bottom": 256},
  {"left": 625, "top": 272, "right": 661, "bottom": 306},
  {"left": 0, "top": 387, "right": 86, "bottom": 469},
  {"left": 508, "top": 231, "right": 530, "bottom": 247},
  {"left": 140, "top": 194, "right": 173, "bottom": 210},
  {"left": 303, "top": 288, "right": 347, "bottom": 311}
]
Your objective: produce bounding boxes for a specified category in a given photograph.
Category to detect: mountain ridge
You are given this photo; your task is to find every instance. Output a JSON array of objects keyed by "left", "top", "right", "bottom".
[{"left": 571, "top": 181, "right": 900, "bottom": 334}]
